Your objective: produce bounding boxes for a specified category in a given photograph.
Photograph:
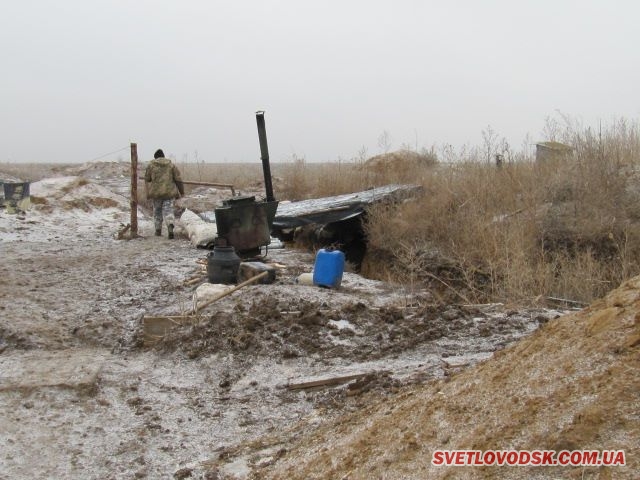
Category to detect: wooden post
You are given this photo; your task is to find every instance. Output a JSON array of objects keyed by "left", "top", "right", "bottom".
[{"left": 130, "top": 143, "right": 138, "bottom": 237}]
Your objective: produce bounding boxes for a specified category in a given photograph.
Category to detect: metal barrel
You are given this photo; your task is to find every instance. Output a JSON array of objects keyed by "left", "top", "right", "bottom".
[{"left": 255, "top": 111, "right": 275, "bottom": 202}]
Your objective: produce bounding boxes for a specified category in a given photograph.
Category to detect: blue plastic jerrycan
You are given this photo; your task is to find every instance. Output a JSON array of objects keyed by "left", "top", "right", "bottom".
[{"left": 312, "top": 248, "right": 345, "bottom": 288}]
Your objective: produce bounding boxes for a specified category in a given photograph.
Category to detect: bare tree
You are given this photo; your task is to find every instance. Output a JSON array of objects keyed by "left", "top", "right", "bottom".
[
  {"left": 356, "top": 145, "right": 368, "bottom": 163},
  {"left": 542, "top": 115, "right": 560, "bottom": 142},
  {"left": 481, "top": 125, "right": 499, "bottom": 164},
  {"left": 377, "top": 130, "right": 393, "bottom": 154}
]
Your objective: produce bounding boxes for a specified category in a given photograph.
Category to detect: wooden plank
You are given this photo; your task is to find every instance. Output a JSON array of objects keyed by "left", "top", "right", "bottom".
[
  {"left": 142, "top": 316, "right": 195, "bottom": 344},
  {"left": 287, "top": 373, "right": 371, "bottom": 391}
]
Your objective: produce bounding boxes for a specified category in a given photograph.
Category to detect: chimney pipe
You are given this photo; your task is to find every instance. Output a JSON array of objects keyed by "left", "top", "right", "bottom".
[{"left": 255, "top": 111, "right": 275, "bottom": 202}]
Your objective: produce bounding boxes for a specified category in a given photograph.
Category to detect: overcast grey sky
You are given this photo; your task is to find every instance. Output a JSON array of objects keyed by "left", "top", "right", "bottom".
[{"left": 1, "top": 0, "right": 639, "bottom": 163}]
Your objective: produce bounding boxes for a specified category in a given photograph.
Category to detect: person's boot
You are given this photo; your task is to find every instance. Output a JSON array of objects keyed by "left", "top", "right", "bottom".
[{"left": 167, "top": 224, "right": 174, "bottom": 239}]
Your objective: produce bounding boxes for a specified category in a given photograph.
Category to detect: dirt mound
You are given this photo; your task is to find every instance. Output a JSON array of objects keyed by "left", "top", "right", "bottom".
[
  {"left": 153, "top": 291, "right": 537, "bottom": 365},
  {"left": 256, "top": 276, "right": 640, "bottom": 479},
  {"left": 30, "top": 176, "right": 129, "bottom": 212},
  {"left": 0, "top": 176, "right": 137, "bottom": 243},
  {"left": 364, "top": 150, "right": 437, "bottom": 177},
  {"left": 157, "top": 298, "right": 439, "bottom": 361},
  {"left": 60, "top": 160, "right": 134, "bottom": 197},
  {"left": 63, "top": 160, "right": 130, "bottom": 180},
  {"left": 0, "top": 172, "right": 23, "bottom": 183}
]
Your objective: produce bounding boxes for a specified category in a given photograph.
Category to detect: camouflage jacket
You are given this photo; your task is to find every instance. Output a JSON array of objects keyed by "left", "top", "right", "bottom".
[{"left": 144, "top": 157, "right": 184, "bottom": 200}]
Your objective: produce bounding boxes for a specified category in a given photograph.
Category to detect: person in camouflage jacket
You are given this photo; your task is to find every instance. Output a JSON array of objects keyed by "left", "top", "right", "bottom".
[{"left": 144, "top": 149, "right": 184, "bottom": 239}]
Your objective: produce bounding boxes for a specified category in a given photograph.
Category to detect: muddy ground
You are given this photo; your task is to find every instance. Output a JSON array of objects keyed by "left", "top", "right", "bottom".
[{"left": 0, "top": 162, "right": 565, "bottom": 479}]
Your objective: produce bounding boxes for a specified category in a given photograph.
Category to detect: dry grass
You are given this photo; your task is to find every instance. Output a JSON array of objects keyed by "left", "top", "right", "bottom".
[
  {"left": 0, "top": 163, "right": 70, "bottom": 182},
  {"left": 370, "top": 120, "right": 640, "bottom": 304},
  {"left": 268, "top": 150, "right": 438, "bottom": 201},
  {"left": 274, "top": 118, "right": 640, "bottom": 305}
]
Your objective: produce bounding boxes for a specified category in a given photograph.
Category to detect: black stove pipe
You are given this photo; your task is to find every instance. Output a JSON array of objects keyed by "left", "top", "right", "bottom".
[{"left": 255, "top": 111, "right": 275, "bottom": 202}]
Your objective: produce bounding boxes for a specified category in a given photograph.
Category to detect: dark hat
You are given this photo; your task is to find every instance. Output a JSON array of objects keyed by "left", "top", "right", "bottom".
[{"left": 154, "top": 149, "right": 165, "bottom": 159}]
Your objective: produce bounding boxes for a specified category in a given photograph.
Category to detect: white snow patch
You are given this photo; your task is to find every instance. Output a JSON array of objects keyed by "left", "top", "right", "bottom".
[
  {"left": 0, "top": 176, "right": 151, "bottom": 243},
  {"left": 328, "top": 319, "right": 356, "bottom": 330}
]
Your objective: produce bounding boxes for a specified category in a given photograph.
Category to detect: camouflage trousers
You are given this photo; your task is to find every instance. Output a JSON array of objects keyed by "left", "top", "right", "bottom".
[{"left": 152, "top": 198, "right": 175, "bottom": 232}]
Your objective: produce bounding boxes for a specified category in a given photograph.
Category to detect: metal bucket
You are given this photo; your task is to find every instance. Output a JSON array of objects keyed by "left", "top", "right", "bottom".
[{"left": 3, "top": 182, "right": 30, "bottom": 214}]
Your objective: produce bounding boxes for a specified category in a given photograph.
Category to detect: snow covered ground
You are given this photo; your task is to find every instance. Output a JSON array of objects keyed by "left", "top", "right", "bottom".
[{"left": 0, "top": 165, "right": 564, "bottom": 479}]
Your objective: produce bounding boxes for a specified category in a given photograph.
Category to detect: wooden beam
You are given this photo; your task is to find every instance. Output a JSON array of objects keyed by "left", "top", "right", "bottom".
[
  {"left": 286, "top": 373, "right": 372, "bottom": 391},
  {"left": 546, "top": 296, "right": 587, "bottom": 307},
  {"left": 184, "top": 276, "right": 206, "bottom": 286},
  {"left": 194, "top": 271, "right": 268, "bottom": 313},
  {"left": 182, "top": 180, "right": 235, "bottom": 196}
]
